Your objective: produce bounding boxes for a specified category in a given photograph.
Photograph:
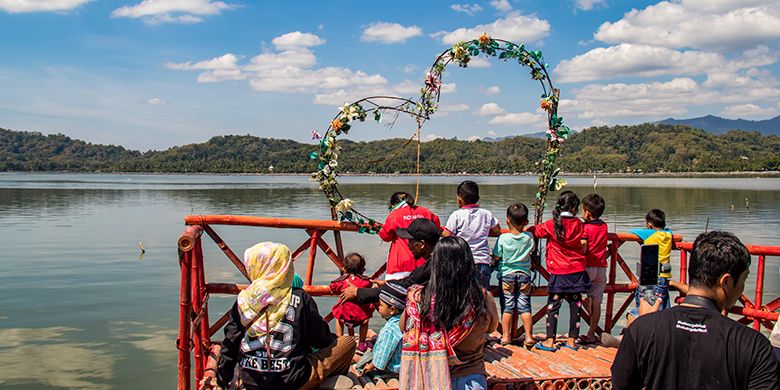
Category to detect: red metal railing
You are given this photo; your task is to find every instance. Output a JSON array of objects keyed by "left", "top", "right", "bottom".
[
  {"left": 677, "top": 242, "right": 780, "bottom": 331},
  {"left": 175, "top": 215, "right": 779, "bottom": 390}
]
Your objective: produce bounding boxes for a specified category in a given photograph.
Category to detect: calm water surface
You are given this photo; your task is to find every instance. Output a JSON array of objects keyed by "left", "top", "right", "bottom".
[{"left": 1, "top": 173, "right": 779, "bottom": 389}]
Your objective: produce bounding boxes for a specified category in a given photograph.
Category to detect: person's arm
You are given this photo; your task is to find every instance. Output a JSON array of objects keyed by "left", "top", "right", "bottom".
[
  {"left": 629, "top": 228, "right": 652, "bottom": 242},
  {"left": 300, "top": 293, "right": 337, "bottom": 349},
  {"left": 485, "top": 291, "right": 499, "bottom": 333},
  {"left": 377, "top": 214, "right": 395, "bottom": 242},
  {"left": 354, "top": 286, "right": 381, "bottom": 304},
  {"left": 371, "top": 324, "right": 403, "bottom": 371},
  {"left": 581, "top": 226, "right": 590, "bottom": 253},
  {"left": 431, "top": 213, "right": 443, "bottom": 233},
  {"left": 611, "top": 327, "right": 644, "bottom": 390},
  {"left": 491, "top": 237, "right": 503, "bottom": 263},
  {"left": 747, "top": 337, "right": 780, "bottom": 390},
  {"left": 526, "top": 221, "right": 550, "bottom": 239},
  {"left": 668, "top": 280, "right": 688, "bottom": 296},
  {"left": 216, "top": 303, "right": 245, "bottom": 388},
  {"left": 444, "top": 213, "right": 458, "bottom": 236}
]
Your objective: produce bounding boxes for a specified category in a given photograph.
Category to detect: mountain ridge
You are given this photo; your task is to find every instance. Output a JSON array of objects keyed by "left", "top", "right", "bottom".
[{"left": 657, "top": 115, "right": 780, "bottom": 136}]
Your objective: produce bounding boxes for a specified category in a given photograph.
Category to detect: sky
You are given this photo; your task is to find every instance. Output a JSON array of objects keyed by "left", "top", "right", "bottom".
[{"left": 1, "top": 0, "right": 779, "bottom": 150}]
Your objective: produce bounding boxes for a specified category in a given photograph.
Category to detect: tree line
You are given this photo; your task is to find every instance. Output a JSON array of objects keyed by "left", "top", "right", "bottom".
[{"left": 1, "top": 124, "right": 779, "bottom": 174}]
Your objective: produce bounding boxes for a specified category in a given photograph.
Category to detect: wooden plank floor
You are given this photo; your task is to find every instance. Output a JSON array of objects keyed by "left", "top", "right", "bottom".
[{"left": 345, "top": 334, "right": 617, "bottom": 390}]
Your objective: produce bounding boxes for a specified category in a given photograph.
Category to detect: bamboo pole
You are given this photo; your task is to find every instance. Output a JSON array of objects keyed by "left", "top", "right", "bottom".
[{"left": 177, "top": 248, "right": 192, "bottom": 390}]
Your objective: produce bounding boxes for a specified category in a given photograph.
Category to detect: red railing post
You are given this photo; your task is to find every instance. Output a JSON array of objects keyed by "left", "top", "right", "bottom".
[
  {"left": 306, "top": 230, "right": 320, "bottom": 286},
  {"left": 679, "top": 249, "right": 687, "bottom": 284},
  {"left": 753, "top": 255, "right": 766, "bottom": 330},
  {"left": 604, "top": 239, "right": 618, "bottom": 332},
  {"left": 177, "top": 245, "right": 193, "bottom": 390},
  {"left": 191, "top": 238, "right": 209, "bottom": 384}
]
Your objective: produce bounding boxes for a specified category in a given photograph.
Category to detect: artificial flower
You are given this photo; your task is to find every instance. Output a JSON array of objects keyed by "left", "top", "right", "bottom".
[
  {"left": 424, "top": 72, "right": 442, "bottom": 93},
  {"left": 478, "top": 33, "right": 491, "bottom": 46},
  {"left": 540, "top": 98, "right": 552, "bottom": 111},
  {"left": 334, "top": 198, "right": 354, "bottom": 213},
  {"left": 311, "top": 130, "right": 321, "bottom": 140},
  {"left": 331, "top": 119, "right": 343, "bottom": 131}
]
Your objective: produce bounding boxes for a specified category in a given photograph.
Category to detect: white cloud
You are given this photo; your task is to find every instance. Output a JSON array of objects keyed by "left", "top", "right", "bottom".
[
  {"left": 488, "top": 111, "right": 547, "bottom": 126},
  {"left": 575, "top": 0, "right": 607, "bottom": 11},
  {"left": 112, "top": 0, "right": 236, "bottom": 24},
  {"left": 477, "top": 103, "right": 506, "bottom": 116},
  {"left": 361, "top": 22, "right": 423, "bottom": 44},
  {"left": 466, "top": 135, "right": 482, "bottom": 142},
  {"left": 467, "top": 57, "right": 491, "bottom": 68},
  {"left": 434, "top": 12, "right": 550, "bottom": 45},
  {"left": 487, "top": 130, "right": 498, "bottom": 136},
  {"left": 555, "top": 44, "right": 724, "bottom": 83},
  {"left": 423, "top": 133, "right": 444, "bottom": 142},
  {"left": 403, "top": 64, "right": 417, "bottom": 73},
  {"left": 483, "top": 86, "right": 501, "bottom": 95},
  {"left": 594, "top": 1, "right": 780, "bottom": 50},
  {"left": 145, "top": 97, "right": 167, "bottom": 105},
  {"left": 489, "top": 0, "right": 512, "bottom": 12},
  {"left": 566, "top": 78, "right": 700, "bottom": 119},
  {"left": 0, "top": 0, "right": 90, "bottom": 13},
  {"left": 451, "top": 3, "right": 483, "bottom": 15},
  {"left": 441, "top": 103, "right": 470, "bottom": 112},
  {"left": 720, "top": 104, "right": 777, "bottom": 119},
  {"left": 393, "top": 80, "right": 420, "bottom": 95},
  {"left": 441, "top": 83, "right": 457, "bottom": 93},
  {"left": 168, "top": 31, "right": 389, "bottom": 104},
  {"left": 271, "top": 31, "right": 325, "bottom": 49}
]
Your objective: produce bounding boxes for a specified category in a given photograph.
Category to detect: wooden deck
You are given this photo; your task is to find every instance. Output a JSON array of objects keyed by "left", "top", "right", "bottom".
[{"left": 344, "top": 335, "right": 616, "bottom": 390}]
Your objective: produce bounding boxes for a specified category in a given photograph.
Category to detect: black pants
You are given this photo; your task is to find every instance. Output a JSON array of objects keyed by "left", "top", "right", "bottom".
[{"left": 545, "top": 292, "right": 582, "bottom": 339}]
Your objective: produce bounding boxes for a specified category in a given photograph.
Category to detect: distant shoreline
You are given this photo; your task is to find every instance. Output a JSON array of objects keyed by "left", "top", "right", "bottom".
[{"left": 3, "top": 170, "right": 779, "bottom": 178}]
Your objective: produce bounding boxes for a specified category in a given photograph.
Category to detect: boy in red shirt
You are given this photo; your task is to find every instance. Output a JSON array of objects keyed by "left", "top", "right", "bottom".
[{"left": 581, "top": 194, "right": 608, "bottom": 343}]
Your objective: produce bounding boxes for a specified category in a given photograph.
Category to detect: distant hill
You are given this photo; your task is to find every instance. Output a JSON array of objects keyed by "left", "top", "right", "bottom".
[
  {"left": 657, "top": 115, "right": 780, "bottom": 136},
  {"left": 483, "top": 131, "right": 546, "bottom": 142},
  {"left": 2, "top": 124, "right": 779, "bottom": 173}
]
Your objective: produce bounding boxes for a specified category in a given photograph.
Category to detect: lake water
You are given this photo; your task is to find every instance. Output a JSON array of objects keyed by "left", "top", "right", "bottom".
[{"left": 1, "top": 173, "right": 779, "bottom": 389}]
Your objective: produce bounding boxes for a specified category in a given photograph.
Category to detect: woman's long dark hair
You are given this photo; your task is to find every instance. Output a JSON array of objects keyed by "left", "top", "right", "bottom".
[
  {"left": 389, "top": 191, "right": 416, "bottom": 209},
  {"left": 553, "top": 190, "right": 580, "bottom": 240},
  {"left": 421, "top": 236, "right": 487, "bottom": 330}
]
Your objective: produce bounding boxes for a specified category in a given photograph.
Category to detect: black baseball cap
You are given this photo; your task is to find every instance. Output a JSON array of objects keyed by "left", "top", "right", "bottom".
[{"left": 396, "top": 218, "right": 440, "bottom": 245}]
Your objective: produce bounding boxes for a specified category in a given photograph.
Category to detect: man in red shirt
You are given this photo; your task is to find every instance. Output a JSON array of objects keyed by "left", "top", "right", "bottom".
[
  {"left": 378, "top": 192, "right": 440, "bottom": 280},
  {"left": 581, "top": 194, "right": 608, "bottom": 343}
]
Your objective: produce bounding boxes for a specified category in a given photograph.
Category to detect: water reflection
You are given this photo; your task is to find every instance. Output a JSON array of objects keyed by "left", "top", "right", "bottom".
[{"left": 0, "top": 174, "right": 778, "bottom": 389}]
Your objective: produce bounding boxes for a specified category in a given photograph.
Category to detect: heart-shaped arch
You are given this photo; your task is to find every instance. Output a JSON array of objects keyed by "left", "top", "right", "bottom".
[{"left": 311, "top": 35, "right": 571, "bottom": 230}]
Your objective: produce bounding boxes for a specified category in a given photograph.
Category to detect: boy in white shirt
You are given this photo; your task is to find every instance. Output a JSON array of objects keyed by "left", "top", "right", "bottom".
[{"left": 444, "top": 180, "right": 501, "bottom": 288}]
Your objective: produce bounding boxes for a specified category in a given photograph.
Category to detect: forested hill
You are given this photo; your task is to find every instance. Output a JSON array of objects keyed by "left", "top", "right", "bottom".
[{"left": 2, "top": 124, "right": 779, "bottom": 174}]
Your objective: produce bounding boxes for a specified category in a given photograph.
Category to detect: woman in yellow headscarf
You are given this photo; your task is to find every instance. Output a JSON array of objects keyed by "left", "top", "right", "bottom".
[{"left": 201, "top": 242, "right": 356, "bottom": 390}]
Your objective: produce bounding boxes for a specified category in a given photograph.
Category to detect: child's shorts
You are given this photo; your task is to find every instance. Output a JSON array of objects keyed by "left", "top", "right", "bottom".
[
  {"left": 498, "top": 272, "right": 532, "bottom": 314},
  {"left": 586, "top": 266, "right": 608, "bottom": 303},
  {"left": 628, "top": 277, "right": 670, "bottom": 318}
]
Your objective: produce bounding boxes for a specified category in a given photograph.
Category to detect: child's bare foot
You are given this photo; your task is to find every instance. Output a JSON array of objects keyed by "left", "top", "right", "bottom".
[{"left": 500, "top": 338, "right": 512, "bottom": 346}]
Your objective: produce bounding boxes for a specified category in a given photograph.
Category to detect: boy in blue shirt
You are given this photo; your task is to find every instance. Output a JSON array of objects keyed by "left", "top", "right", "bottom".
[
  {"left": 358, "top": 283, "right": 405, "bottom": 379},
  {"left": 628, "top": 209, "right": 673, "bottom": 323},
  {"left": 492, "top": 203, "right": 535, "bottom": 347}
]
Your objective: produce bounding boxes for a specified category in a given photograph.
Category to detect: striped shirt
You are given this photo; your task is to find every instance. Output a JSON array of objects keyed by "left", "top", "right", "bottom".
[{"left": 372, "top": 315, "right": 403, "bottom": 372}]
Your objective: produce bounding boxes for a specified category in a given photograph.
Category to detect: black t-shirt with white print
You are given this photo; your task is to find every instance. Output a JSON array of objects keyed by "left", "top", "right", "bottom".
[
  {"left": 611, "top": 302, "right": 780, "bottom": 390},
  {"left": 217, "top": 288, "right": 336, "bottom": 389}
]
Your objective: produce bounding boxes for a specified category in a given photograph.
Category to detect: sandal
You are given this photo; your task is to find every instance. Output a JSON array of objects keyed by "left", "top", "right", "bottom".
[
  {"left": 534, "top": 341, "right": 558, "bottom": 352},
  {"left": 523, "top": 339, "right": 536, "bottom": 349},
  {"left": 561, "top": 342, "right": 579, "bottom": 351},
  {"left": 499, "top": 339, "right": 513, "bottom": 346}
]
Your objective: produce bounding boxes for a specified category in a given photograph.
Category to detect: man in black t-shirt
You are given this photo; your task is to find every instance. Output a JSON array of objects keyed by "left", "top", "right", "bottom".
[{"left": 611, "top": 231, "right": 780, "bottom": 389}]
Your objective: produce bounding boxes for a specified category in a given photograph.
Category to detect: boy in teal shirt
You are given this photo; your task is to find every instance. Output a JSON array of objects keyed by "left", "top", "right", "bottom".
[{"left": 492, "top": 203, "right": 535, "bottom": 347}]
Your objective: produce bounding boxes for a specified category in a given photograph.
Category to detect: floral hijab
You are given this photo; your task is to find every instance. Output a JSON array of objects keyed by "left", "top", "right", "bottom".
[{"left": 237, "top": 242, "right": 294, "bottom": 338}]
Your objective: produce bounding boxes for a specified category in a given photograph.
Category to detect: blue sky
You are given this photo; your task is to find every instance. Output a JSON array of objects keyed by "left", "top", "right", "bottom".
[{"left": 1, "top": 0, "right": 779, "bottom": 150}]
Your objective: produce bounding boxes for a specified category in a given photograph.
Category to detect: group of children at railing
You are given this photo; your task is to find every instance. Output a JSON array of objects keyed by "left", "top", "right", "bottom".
[{"left": 325, "top": 180, "right": 681, "bottom": 381}]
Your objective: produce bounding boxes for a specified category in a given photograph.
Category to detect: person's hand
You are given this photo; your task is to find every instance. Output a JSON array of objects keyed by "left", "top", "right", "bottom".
[
  {"left": 199, "top": 371, "right": 217, "bottom": 390},
  {"left": 638, "top": 297, "right": 662, "bottom": 317},
  {"left": 371, "top": 279, "right": 386, "bottom": 287},
  {"left": 340, "top": 286, "right": 358, "bottom": 303},
  {"left": 364, "top": 362, "right": 376, "bottom": 372}
]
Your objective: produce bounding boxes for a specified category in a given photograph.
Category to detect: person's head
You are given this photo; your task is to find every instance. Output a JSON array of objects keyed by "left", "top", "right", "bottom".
[
  {"left": 506, "top": 203, "right": 529, "bottom": 231},
  {"left": 238, "top": 242, "right": 293, "bottom": 337},
  {"left": 242, "top": 242, "right": 293, "bottom": 283},
  {"left": 456, "top": 180, "right": 480, "bottom": 207},
  {"left": 688, "top": 231, "right": 751, "bottom": 311},
  {"left": 581, "top": 193, "right": 605, "bottom": 221},
  {"left": 342, "top": 252, "right": 366, "bottom": 275},
  {"left": 422, "top": 236, "right": 487, "bottom": 330},
  {"left": 397, "top": 218, "right": 440, "bottom": 259},
  {"left": 646, "top": 209, "right": 666, "bottom": 229},
  {"left": 378, "top": 282, "right": 406, "bottom": 319},
  {"left": 552, "top": 190, "right": 580, "bottom": 240},
  {"left": 388, "top": 191, "right": 415, "bottom": 210}
]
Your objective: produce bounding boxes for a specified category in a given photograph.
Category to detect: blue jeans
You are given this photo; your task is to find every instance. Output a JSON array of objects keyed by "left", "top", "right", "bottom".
[
  {"left": 629, "top": 277, "right": 670, "bottom": 318},
  {"left": 451, "top": 373, "right": 487, "bottom": 390},
  {"left": 476, "top": 263, "right": 492, "bottom": 289},
  {"left": 498, "top": 272, "right": 532, "bottom": 314}
]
